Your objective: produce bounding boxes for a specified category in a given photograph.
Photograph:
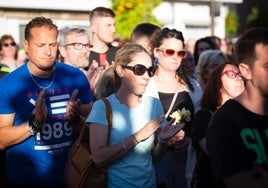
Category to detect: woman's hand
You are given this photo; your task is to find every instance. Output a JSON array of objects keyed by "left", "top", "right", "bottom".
[
  {"left": 133, "top": 115, "right": 165, "bottom": 143},
  {"left": 65, "top": 89, "right": 81, "bottom": 124},
  {"left": 35, "top": 89, "right": 47, "bottom": 123},
  {"left": 158, "top": 119, "right": 184, "bottom": 145}
]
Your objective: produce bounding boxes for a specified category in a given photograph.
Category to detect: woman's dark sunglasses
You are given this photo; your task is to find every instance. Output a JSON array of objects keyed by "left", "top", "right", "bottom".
[
  {"left": 2, "top": 42, "right": 16, "bottom": 47},
  {"left": 157, "top": 48, "right": 186, "bottom": 58},
  {"left": 121, "top": 64, "right": 157, "bottom": 77}
]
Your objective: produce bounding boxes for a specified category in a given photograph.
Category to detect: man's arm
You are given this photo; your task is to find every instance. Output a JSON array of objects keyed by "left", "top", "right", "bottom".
[{"left": 0, "top": 113, "right": 32, "bottom": 150}]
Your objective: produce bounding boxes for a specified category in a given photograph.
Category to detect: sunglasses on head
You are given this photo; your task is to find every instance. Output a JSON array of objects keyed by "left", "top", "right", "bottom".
[
  {"left": 157, "top": 48, "right": 186, "bottom": 58},
  {"left": 2, "top": 42, "right": 16, "bottom": 47},
  {"left": 121, "top": 64, "right": 157, "bottom": 77}
]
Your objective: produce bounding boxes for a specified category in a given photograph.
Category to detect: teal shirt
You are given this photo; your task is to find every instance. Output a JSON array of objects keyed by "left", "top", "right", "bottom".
[{"left": 86, "top": 94, "right": 166, "bottom": 188}]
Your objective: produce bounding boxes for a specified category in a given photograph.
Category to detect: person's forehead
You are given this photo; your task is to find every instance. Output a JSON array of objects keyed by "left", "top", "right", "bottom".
[
  {"left": 66, "top": 32, "right": 89, "bottom": 41},
  {"left": 97, "top": 16, "right": 115, "bottom": 24},
  {"left": 223, "top": 64, "right": 238, "bottom": 72}
]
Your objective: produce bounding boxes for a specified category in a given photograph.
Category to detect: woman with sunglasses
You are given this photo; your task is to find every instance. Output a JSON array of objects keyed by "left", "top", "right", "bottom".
[
  {"left": 191, "top": 63, "right": 244, "bottom": 187},
  {"left": 0, "top": 34, "right": 18, "bottom": 73},
  {"left": 144, "top": 27, "right": 202, "bottom": 188},
  {"left": 86, "top": 43, "right": 184, "bottom": 188}
]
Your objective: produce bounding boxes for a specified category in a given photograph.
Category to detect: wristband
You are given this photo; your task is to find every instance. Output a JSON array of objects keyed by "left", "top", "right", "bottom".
[
  {"left": 25, "top": 122, "right": 36, "bottom": 135},
  {"left": 29, "top": 115, "right": 43, "bottom": 134}
]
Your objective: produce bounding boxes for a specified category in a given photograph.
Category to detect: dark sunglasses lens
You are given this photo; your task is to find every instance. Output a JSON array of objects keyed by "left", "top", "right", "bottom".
[
  {"left": 177, "top": 51, "right": 186, "bottom": 58},
  {"left": 134, "top": 65, "right": 147, "bottom": 76},
  {"left": 165, "top": 49, "right": 175, "bottom": 56},
  {"left": 3, "top": 42, "right": 16, "bottom": 47}
]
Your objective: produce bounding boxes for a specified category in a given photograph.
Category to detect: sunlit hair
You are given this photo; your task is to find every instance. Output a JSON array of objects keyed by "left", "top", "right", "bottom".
[
  {"left": 0, "top": 34, "right": 16, "bottom": 51},
  {"left": 95, "top": 43, "right": 151, "bottom": 98},
  {"left": 89, "top": 7, "right": 115, "bottom": 23},
  {"left": 57, "top": 26, "right": 89, "bottom": 46},
  {"left": 24, "top": 17, "right": 58, "bottom": 41},
  {"left": 95, "top": 66, "right": 119, "bottom": 99},
  {"left": 196, "top": 50, "right": 227, "bottom": 89},
  {"left": 115, "top": 42, "right": 150, "bottom": 67},
  {"left": 200, "top": 63, "right": 229, "bottom": 111},
  {"left": 150, "top": 27, "right": 185, "bottom": 52},
  {"left": 234, "top": 27, "right": 268, "bottom": 68},
  {"left": 57, "top": 26, "right": 89, "bottom": 62}
]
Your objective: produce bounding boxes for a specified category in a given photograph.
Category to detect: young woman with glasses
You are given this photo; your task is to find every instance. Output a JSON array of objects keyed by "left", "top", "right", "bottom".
[
  {"left": 144, "top": 27, "right": 202, "bottom": 188},
  {"left": 191, "top": 63, "right": 244, "bottom": 187},
  {"left": 86, "top": 42, "right": 183, "bottom": 187}
]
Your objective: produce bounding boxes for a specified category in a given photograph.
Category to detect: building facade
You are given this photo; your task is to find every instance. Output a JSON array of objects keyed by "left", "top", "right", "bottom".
[{"left": 0, "top": 0, "right": 242, "bottom": 46}]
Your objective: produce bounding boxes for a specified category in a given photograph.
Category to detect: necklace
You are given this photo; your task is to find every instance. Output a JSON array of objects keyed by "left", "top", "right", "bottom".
[{"left": 28, "top": 64, "right": 56, "bottom": 89}]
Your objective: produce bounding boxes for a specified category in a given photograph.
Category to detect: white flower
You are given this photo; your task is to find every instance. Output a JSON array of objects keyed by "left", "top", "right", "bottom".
[{"left": 169, "top": 107, "right": 191, "bottom": 124}]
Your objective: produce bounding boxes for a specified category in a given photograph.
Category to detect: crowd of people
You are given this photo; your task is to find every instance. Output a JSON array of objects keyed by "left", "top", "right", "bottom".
[{"left": 0, "top": 5, "right": 267, "bottom": 188}]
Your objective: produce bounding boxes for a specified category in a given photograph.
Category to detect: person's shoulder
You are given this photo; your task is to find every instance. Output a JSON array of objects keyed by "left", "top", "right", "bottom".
[
  {"left": 108, "top": 45, "right": 120, "bottom": 52},
  {"left": 142, "top": 95, "right": 162, "bottom": 107},
  {"left": 218, "top": 99, "right": 241, "bottom": 112},
  {"left": 196, "top": 108, "right": 213, "bottom": 117},
  {"left": 55, "top": 62, "right": 83, "bottom": 74},
  {"left": 0, "top": 63, "right": 27, "bottom": 79},
  {"left": 142, "top": 94, "right": 158, "bottom": 101}
]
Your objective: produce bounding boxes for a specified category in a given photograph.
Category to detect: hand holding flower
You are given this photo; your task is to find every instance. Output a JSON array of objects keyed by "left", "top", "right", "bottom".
[{"left": 169, "top": 107, "right": 191, "bottom": 125}]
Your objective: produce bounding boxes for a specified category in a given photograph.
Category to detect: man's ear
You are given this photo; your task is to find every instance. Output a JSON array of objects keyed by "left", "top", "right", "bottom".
[
  {"left": 23, "top": 39, "right": 29, "bottom": 53},
  {"left": 90, "top": 23, "right": 97, "bottom": 34},
  {"left": 239, "top": 63, "right": 251, "bottom": 80},
  {"left": 58, "top": 46, "right": 67, "bottom": 58}
]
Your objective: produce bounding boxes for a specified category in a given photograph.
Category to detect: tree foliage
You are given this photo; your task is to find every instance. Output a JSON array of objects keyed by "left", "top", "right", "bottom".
[
  {"left": 246, "top": 0, "right": 268, "bottom": 28},
  {"left": 111, "top": 0, "right": 162, "bottom": 39},
  {"left": 225, "top": 9, "right": 239, "bottom": 37}
]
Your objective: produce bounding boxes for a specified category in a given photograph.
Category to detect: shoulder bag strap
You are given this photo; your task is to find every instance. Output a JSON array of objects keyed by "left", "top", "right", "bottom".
[
  {"left": 165, "top": 83, "right": 180, "bottom": 118},
  {"left": 77, "top": 98, "right": 112, "bottom": 143}
]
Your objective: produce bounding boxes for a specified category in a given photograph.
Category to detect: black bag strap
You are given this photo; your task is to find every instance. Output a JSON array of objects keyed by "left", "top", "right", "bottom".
[{"left": 77, "top": 97, "right": 112, "bottom": 143}]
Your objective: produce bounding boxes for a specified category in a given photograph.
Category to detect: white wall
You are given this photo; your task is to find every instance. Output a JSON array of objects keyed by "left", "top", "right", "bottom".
[{"left": 153, "top": 2, "right": 229, "bottom": 40}]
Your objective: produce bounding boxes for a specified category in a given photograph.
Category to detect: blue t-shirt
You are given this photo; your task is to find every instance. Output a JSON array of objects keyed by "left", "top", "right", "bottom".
[
  {"left": 86, "top": 94, "right": 166, "bottom": 188},
  {"left": 0, "top": 62, "right": 93, "bottom": 186}
]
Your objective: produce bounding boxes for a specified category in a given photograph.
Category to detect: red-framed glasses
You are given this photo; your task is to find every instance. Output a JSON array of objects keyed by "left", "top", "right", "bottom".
[
  {"left": 221, "top": 70, "right": 242, "bottom": 79},
  {"left": 157, "top": 48, "right": 187, "bottom": 58}
]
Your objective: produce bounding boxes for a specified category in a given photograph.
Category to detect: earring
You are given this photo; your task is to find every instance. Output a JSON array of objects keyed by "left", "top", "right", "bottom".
[{"left": 153, "top": 58, "right": 159, "bottom": 66}]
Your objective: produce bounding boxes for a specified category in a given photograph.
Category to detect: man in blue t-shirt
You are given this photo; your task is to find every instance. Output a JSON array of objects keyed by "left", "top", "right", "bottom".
[{"left": 0, "top": 17, "right": 93, "bottom": 187}]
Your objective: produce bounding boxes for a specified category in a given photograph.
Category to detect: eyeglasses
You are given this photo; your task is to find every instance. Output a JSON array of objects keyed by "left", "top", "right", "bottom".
[
  {"left": 221, "top": 70, "right": 242, "bottom": 79},
  {"left": 121, "top": 64, "right": 157, "bottom": 77},
  {"left": 63, "top": 43, "right": 93, "bottom": 51},
  {"left": 157, "top": 48, "right": 186, "bottom": 58},
  {"left": 2, "top": 42, "right": 16, "bottom": 47}
]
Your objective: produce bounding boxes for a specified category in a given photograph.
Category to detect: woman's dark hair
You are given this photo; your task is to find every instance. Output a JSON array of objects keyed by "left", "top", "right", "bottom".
[
  {"left": 150, "top": 27, "right": 185, "bottom": 52},
  {"left": 193, "top": 36, "right": 219, "bottom": 65},
  {"left": 200, "top": 63, "right": 228, "bottom": 111}
]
